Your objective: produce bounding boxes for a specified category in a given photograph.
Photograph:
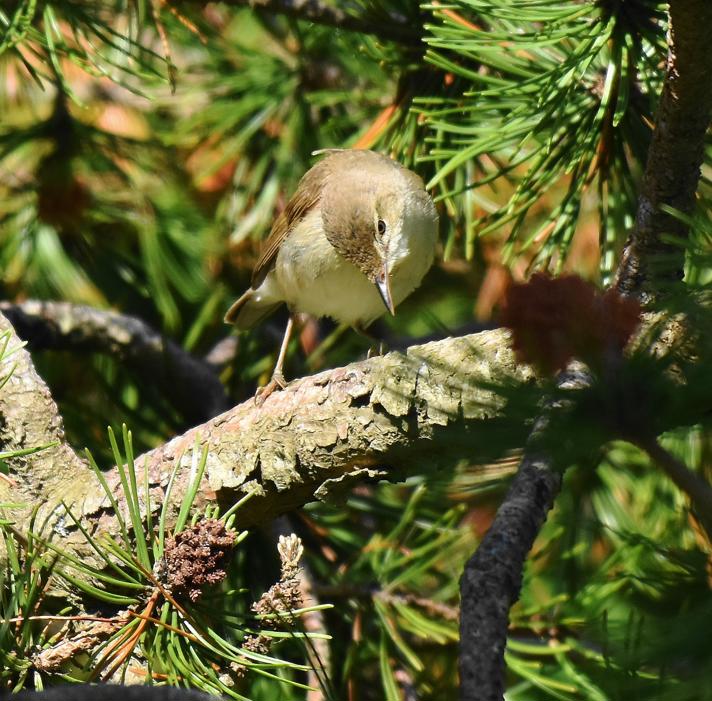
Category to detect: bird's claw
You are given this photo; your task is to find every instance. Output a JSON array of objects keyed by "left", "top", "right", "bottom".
[{"left": 367, "top": 342, "right": 387, "bottom": 359}]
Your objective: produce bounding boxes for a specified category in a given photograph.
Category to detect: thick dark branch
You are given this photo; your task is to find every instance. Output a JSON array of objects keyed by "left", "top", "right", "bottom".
[
  {"left": 458, "top": 365, "right": 589, "bottom": 701},
  {"left": 0, "top": 300, "right": 230, "bottom": 424},
  {"left": 615, "top": 0, "right": 712, "bottom": 300},
  {"left": 13, "top": 687, "right": 214, "bottom": 700},
  {"left": 202, "top": 0, "right": 422, "bottom": 46},
  {"left": 459, "top": 454, "right": 560, "bottom": 701}
]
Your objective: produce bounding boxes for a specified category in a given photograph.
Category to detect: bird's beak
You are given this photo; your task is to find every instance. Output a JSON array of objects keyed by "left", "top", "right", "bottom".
[{"left": 375, "top": 263, "right": 395, "bottom": 316}]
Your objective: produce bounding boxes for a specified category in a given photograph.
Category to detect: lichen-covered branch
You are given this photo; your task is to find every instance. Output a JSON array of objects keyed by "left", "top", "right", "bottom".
[
  {"left": 1, "top": 307, "right": 530, "bottom": 568},
  {"left": 77, "top": 330, "right": 531, "bottom": 542},
  {"left": 0, "top": 312, "right": 87, "bottom": 516},
  {"left": 615, "top": 0, "right": 712, "bottom": 300},
  {"left": 0, "top": 300, "right": 230, "bottom": 424}
]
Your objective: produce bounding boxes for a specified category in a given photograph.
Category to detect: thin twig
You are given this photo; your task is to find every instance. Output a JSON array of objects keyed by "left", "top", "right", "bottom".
[
  {"left": 635, "top": 435, "right": 712, "bottom": 540},
  {"left": 271, "top": 516, "right": 332, "bottom": 700}
]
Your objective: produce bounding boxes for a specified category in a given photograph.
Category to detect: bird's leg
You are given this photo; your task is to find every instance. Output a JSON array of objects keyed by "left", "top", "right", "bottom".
[
  {"left": 256, "top": 315, "right": 294, "bottom": 404},
  {"left": 272, "top": 314, "right": 295, "bottom": 386}
]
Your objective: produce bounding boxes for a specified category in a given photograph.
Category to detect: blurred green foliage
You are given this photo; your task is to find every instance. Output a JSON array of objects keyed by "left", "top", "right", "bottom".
[{"left": 2, "top": 0, "right": 712, "bottom": 699}]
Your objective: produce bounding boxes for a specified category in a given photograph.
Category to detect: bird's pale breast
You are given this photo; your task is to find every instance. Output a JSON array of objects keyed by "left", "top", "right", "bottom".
[{"left": 271, "top": 196, "right": 436, "bottom": 327}]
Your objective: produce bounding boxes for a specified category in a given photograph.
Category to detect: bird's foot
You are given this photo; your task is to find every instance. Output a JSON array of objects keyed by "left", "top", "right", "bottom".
[
  {"left": 354, "top": 324, "right": 387, "bottom": 358},
  {"left": 255, "top": 371, "right": 287, "bottom": 405},
  {"left": 367, "top": 341, "right": 387, "bottom": 359}
]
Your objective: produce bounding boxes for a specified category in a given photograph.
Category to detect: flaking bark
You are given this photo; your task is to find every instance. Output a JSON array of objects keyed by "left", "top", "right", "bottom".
[
  {"left": 0, "top": 308, "right": 532, "bottom": 567},
  {"left": 0, "top": 313, "right": 87, "bottom": 518},
  {"left": 615, "top": 0, "right": 712, "bottom": 300},
  {"left": 84, "top": 330, "right": 533, "bottom": 541}
]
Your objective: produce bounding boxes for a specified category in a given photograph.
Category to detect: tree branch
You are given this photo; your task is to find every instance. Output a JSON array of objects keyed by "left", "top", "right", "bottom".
[
  {"left": 0, "top": 300, "right": 231, "bottom": 425},
  {"left": 201, "top": 0, "right": 423, "bottom": 46},
  {"left": 458, "top": 366, "right": 590, "bottom": 701},
  {"left": 615, "top": 0, "right": 712, "bottom": 300},
  {"left": 460, "top": 2, "right": 712, "bottom": 695},
  {"left": 76, "top": 329, "right": 531, "bottom": 543},
  {"left": 459, "top": 454, "right": 560, "bottom": 701},
  {"left": 634, "top": 435, "right": 712, "bottom": 539},
  {"left": 0, "top": 309, "right": 533, "bottom": 566},
  {"left": 0, "top": 312, "right": 87, "bottom": 518}
]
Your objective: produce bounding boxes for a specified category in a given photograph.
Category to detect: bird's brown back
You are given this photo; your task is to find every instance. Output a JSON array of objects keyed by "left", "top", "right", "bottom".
[{"left": 250, "top": 150, "right": 406, "bottom": 288}]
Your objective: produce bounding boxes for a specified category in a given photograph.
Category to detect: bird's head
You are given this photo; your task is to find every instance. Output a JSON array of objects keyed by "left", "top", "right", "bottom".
[{"left": 321, "top": 174, "right": 408, "bottom": 315}]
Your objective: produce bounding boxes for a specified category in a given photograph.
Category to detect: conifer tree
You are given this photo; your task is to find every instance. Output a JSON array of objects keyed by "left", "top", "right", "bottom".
[{"left": 1, "top": 1, "right": 711, "bottom": 699}]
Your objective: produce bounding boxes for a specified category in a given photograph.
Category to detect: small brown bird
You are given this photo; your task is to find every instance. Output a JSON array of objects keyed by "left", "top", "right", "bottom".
[{"left": 225, "top": 149, "right": 438, "bottom": 398}]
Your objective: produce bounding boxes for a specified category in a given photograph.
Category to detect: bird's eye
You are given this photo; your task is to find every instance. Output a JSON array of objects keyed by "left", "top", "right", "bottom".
[{"left": 376, "top": 219, "right": 386, "bottom": 237}]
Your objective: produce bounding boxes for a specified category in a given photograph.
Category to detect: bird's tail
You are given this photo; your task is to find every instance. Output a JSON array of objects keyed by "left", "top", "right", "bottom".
[{"left": 224, "top": 288, "right": 281, "bottom": 329}]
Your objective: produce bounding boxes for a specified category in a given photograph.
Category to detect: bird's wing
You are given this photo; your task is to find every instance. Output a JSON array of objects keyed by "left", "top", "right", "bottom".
[{"left": 251, "top": 158, "right": 331, "bottom": 288}]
